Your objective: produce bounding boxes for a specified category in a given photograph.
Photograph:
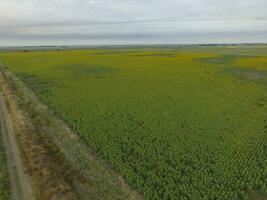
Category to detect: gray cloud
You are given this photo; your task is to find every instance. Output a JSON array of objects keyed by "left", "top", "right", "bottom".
[{"left": 0, "top": 0, "right": 267, "bottom": 46}]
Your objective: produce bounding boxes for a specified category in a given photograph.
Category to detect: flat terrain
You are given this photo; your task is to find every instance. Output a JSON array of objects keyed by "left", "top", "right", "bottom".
[
  {"left": 0, "top": 92, "right": 33, "bottom": 200},
  {"left": 0, "top": 46, "right": 266, "bottom": 200},
  {"left": 0, "top": 114, "right": 9, "bottom": 200},
  {"left": 0, "top": 81, "right": 10, "bottom": 200}
]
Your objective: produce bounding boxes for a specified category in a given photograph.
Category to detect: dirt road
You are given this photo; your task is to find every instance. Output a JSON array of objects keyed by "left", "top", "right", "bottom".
[{"left": 0, "top": 92, "right": 34, "bottom": 200}]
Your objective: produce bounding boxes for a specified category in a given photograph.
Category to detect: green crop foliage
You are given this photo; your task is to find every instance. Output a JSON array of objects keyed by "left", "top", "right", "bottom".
[{"left": 0, "top": 47, "right": 266, "bottom": 200}]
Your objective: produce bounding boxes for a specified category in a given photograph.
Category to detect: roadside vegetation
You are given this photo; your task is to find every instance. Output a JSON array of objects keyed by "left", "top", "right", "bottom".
[
  {"left": 0, "top": 119, "right": 10, "bottom": 200},
  {"left": 0, "top": 69, "right": 139, "bottom": 200},
  {"left": 0, "top": 46, "right": 266, "bottom": 200}
]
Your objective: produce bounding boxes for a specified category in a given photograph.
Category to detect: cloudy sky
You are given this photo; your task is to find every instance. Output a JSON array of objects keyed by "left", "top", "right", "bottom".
[{"left": 0, "top": 0, "right": 267, "bottom": 46}]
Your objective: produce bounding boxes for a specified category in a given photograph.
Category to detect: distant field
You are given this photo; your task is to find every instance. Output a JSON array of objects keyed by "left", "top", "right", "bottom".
[{"left": 0, "top": 46, "right": 266, "bottom": 200}]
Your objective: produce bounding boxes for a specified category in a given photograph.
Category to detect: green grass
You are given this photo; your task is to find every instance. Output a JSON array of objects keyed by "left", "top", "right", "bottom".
[
  {"left": 0, "top": 46, "right": 266, "bottom": 200},
  {"left": 0, "top": 129, "right": 10, "bottom": 200}
]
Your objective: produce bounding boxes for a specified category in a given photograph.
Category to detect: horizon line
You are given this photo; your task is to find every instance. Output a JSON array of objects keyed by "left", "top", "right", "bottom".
[{"left": 1, "top": 42, "right": 267, "bottom": 48}]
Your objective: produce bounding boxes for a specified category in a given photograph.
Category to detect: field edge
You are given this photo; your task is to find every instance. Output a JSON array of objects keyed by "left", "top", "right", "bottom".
[{"left": 0, "top": 66, "right": 141, "bottom": 200}]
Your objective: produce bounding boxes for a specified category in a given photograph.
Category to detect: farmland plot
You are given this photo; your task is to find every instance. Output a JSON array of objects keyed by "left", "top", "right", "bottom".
[{"left": 0, "top": 47, "right": 266, "bottom": 200}]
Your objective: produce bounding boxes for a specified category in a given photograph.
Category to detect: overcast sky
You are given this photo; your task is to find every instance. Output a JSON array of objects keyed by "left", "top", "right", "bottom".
[{"left": 0, "top": 0, "right": 267, "bottom": 46}]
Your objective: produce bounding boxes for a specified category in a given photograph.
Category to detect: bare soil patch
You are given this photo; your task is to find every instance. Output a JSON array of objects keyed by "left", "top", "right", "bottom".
[{"left": 229, "top": 68, "right": 267, "bottom": 81}]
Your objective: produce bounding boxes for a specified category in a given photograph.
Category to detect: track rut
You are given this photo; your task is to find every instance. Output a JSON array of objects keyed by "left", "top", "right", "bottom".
[{"left": 0, "top": 92, "right": 34, "bottom": 200}]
